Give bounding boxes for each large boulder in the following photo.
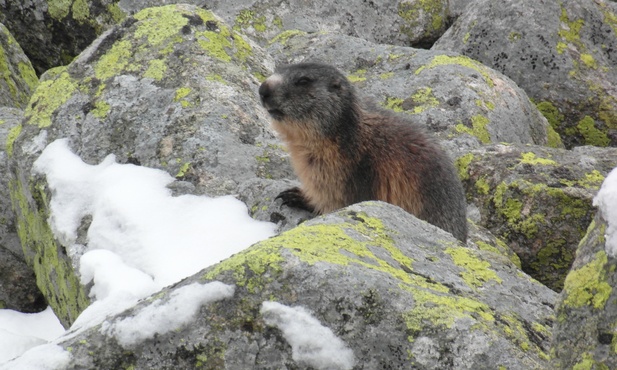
[8,4,290,327]
[457,143,617,291]
[267,31,561,151]
[0,107,45,313]
[37,202,556,369]
[0,23,38,109]
[0,0,128,74]
[434,0,617,148]
[552,168,617,368]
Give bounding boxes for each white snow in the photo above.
[0,307,65,364]
[0,344,70,370]
[0,139,276,365]
[102,281,235,347]
[593,166,617,257]
[260,301,356,370]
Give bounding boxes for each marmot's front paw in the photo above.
[276,187,315,213]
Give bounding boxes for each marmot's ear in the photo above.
[330,78,343,90]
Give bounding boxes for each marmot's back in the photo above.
[259,62,468,242]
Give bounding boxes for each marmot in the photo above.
[259,62,467,242]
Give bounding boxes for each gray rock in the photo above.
[9,4,288,327]
[0,107,45,313]
[552,183,617,368]
[434,0,617,148]
[197,0,450,49]
[0,23,38,109]
[267,31,561,149]
[0,0,128,74]
[51,202,555,370]
[456,143,617,291]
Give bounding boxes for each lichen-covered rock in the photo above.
[52,202,555,369]
[267,31,561,150]
[0,0,128,74]
[9,4,291,327]
[169,0,450,49]
[0,107,45,313]
[0,23,38,109]
[552,196,617,368]
[434,0,617,148]
[456,143,617,291]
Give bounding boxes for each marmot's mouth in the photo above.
[267,109,285,120]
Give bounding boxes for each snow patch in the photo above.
[260,301,355,370]
[593,167,617,257]
[102,281,235,347]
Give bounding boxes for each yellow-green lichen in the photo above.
[174,87,191,102]
[6,123,22,157]
[107,3,126,23]
[384,97,404,112]
[572,352,610,370]
[410,87,439,114]
[580,54,597,69]
[71,0,90,23]
[379,72,394,80]
[562,251,612,309]
[203,212,442,293]
[175,162,191,178]
[403,287,494,341]
[48,0,72,21]
[10,178,90,326]
[347,69,367,83]
[559,7,585,50]
[577,115,610,147]
[134,6,189,47]
[519,152,557,166]
[94,40,134,80]
[24,70,77,128]
[143,59,167,81]
[508,32,522,42]
[475,176,490,195]
[17,61,39,93]
[416,55,494,88]
[269,30,307,45]
[455,115,491,144]
[398,0,445,38]
[536,101,563,130]
[234,9,267,33]
[455,153,474,181]
[445,247,502,289]
[546,125,564,148]
[91,100,111,119]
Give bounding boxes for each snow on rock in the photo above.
[102,281,235,347]
[0,344,70,370]
[260,301,356,370]
[593,167,617,257]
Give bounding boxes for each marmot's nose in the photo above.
[259,74,283,107]
[258,82,272,106]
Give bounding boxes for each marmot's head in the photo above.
[259,63,359,135]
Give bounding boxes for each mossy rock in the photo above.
[456,143,617,291]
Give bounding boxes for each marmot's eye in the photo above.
[295,77,312,86]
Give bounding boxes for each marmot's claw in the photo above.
[276,187,314,213]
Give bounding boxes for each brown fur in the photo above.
[259,63,467,242]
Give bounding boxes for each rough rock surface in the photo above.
[0,107,45,313]
[434,0,617,149]
[0,23,38,109]
[267,31,561,150]
[457,143,617,291]
[8,4,290,327]
[552,196,617,368]
[0,0,127,75]
[53,202,555,370]
[197,0,450,49]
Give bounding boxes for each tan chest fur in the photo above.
[272,119,349,213]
